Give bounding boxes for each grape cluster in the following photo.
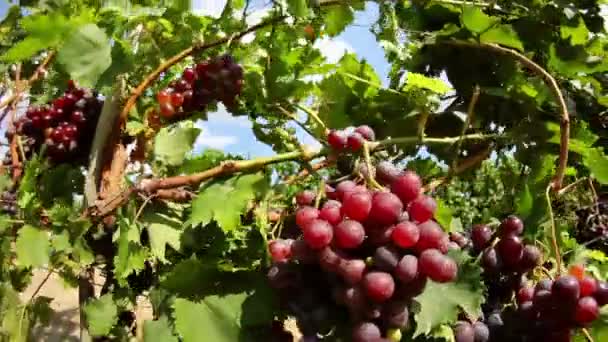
[14,80,103,163]
[509,264,608,341]
[327,125,376,152]
[268,159,459,340]
[156,54,243,119]
[1,190,17,216]
[453,319,490,342]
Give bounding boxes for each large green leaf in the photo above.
[142,211,182,263]
[144,316,178,342]
[560,16,589,46]
[15,225,50,268]
[404,72,452,94]
[324,5,354,37]
[584,149,608,184]
[189,173,268,231]
[57,24,112,87]
[287,0,308,18]
[83,294,118,336]
[154,122,201,166]
[461,6,498,34]
[480,24,524,51]
[413,251,485,337]
[515,183,533,218]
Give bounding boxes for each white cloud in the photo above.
[193,0,227,18]
[194,130,239,150]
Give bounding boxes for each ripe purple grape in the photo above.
[295,190,316,206]
[367,225,394,246]
[499,215,524,236]
[355,125,375,141]
[408,195,436,223]
[295,206,319,229]
[552,275,581,305]
[395,255,418,283]
[327,130,347,150]
[319,203,342,225]
[384,300,409,328]
[333,220,365,249]
[517,286,535,304]
[454,321,475,342]
[335,180,357,201]
[347,132,365,151]
[363,272,395,302]
[376,161,401,185]
[519,245,541,271]
[481,247,502,273]
[471,224,493,250]
[473,322,489,342]
[302,219,333,249]
[415,221,446,252]
[392,221,419,248]
[290,239,316,264]
[594,281,608,305]
[368,192,403,226]
[268,239,292,262]
[182,67,196,82]
[575,296,599,324]
[352,322,381,342]
[580,276,598,297]
[373,246,400,272]
[338,259,366,285]
[391,171,422,204]
[318,246,342,272]
[496,235,523,267]
[419,249,457,283]
[342,190,372,222]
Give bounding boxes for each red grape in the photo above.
[419,249,457,283]
[481,247,502,273]
[392,221,420,248]
[395,255,418,283]
[355,125,375,141]
[552,275,581,304]
[408,195,436,223]
[575,296,599,324]
[338,259,366,285]
[157,89,171,105]
[302,219,333,249]
[454,321,474,342]
[170,92,184,107]
[334,220,365,249]
[342,191,372,222]
[594,281,608,305]
[535,279,553,293]
[519,245,541,271]
[373,246,400,271]
[347,132,365,151]
[268,239,292,262]
[517,286,535,304]
[499,215,524,236]
[471,224,493,250]
[327,130,347,150]
[325,184,338,200]
[363,272,395,302]
[367,225,394,246]
[182,67,196,82]
[376,161,401,185]
[318,246,342,272]
[391,171,421,204]
[472,322,489,342]
[497,235,523,267]
[580,276,598,297]
[291,239,316,264]
[352,322,381,342]
[319,204,342,225]
[384,300,409,328]
[335,180,357,200]
[369,192,403,225]
[159,102,176,118]
[415,221,446,252]
[295,206,319,229]
[295,190,316,206]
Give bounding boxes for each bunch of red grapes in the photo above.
[509,264,608,341]
[327,125,376,152]
[156,54,243,119]
[14,80,103,163]
[267,157,460,341]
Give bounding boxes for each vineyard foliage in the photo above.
[0,0,605,341]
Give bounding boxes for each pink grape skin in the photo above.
[580,276,598,297]
[408,195,437,223]
[268,239,292,262]
[392,221,420,248]
[362,272,395,303]
[369,192,403,226]
[335,180,357,200]
[319,204,342,225]
[415,221,446,252]
[342,191,372,222]
[575,296,599,325]
[352,322,381,342]
[347,132,365,151]
[295,206,319,229]
[395,255,419,283]
[295,190,316,205]
[327,129,347,150]
[419,249,457,283]
[334,220,366,249]
[355,125,375,141]
[391,171,422,204]
[302,219,333,249]
[338,259,366,285]
[517,286,535,304]
[376,161,401,185]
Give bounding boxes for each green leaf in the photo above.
[126,121,145,136]
[154,122,201,166]
[560,16,589,46]
[190,173,268,231]
[324,5,354,37]
[461,6,498,34]
[515,183,533,218]
[16,225,50,267]
[57,24,112,87]
[404,72,452,95]
[142,211,182,263]
[287,0,308,18]
[584,149,608,184]
[173,297,240,342]
[144,316,178,342]
[435,199,453,231]
[114,219,147,280]
[413,251,485,337]
[83,294,118,336]
[1,14,72,61]
[480,24,524,51]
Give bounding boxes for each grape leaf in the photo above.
[560,16,589,46]
[83,294,118,336]
[16,225,50,268]
[413,251,485,337]
[142,211,182,263]
[480,24,524,51]
[287,0,308,18]
[461,6,498,34]
[584,148,608,184]
[515,183,533,218]
[189,173,268,231]
[57,24,112,87]
[403,72,452,94]
[154,122,201,166]
[114,219,146,280]
[324,5,354,37]
[434,199,454,231]
[144,316,178,342]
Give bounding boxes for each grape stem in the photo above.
[545,184,562,275]
[442,40,570,191]
[362,141,383,190]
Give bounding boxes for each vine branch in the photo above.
[443,41,570,191]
